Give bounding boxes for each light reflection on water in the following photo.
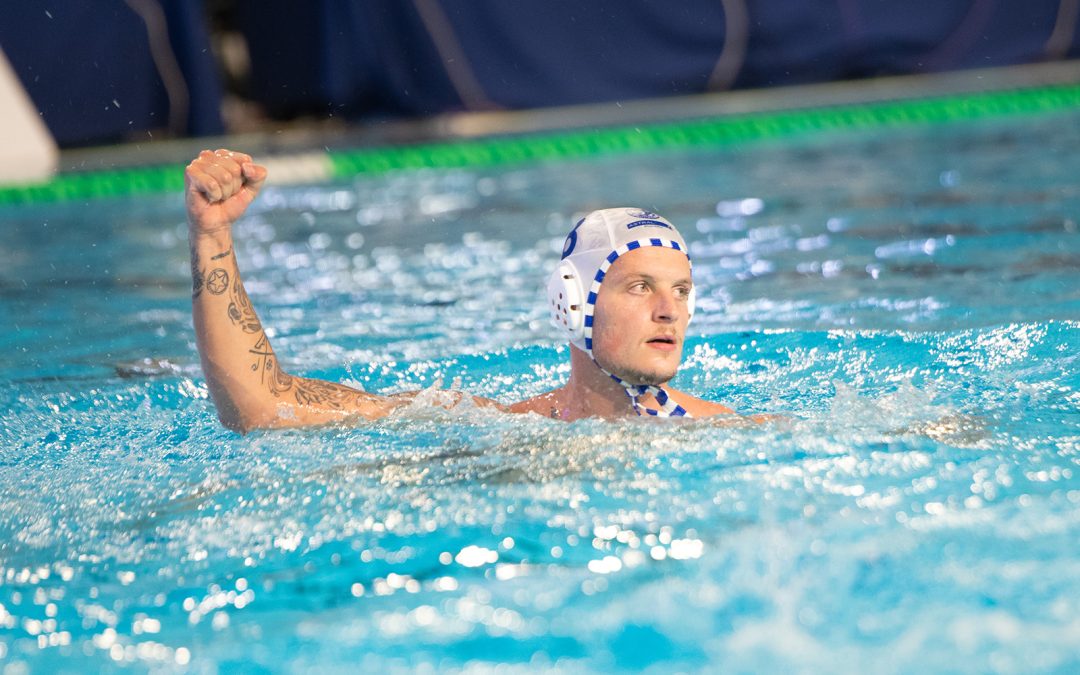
[1,111,1079,671]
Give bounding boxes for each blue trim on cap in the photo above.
[584,315,593,327]
[586,291,598,305]
[626,240,641,251]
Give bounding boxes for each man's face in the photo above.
[590,246,693,385]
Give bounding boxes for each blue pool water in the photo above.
[1,111,1079,672]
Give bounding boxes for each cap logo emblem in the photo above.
[626,219,671,230]
[625,209,670,230]
[561,217,585,258]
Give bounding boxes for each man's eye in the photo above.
[629,282,649,293]
[674,286,691,299]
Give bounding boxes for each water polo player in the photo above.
[186,149,750,431]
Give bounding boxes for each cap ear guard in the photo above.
[547,259,587,339]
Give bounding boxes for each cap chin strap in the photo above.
[581,238,692,419]
[599,367,690,418]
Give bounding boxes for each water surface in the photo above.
[1,112,1079,672]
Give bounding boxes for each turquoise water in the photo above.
[1,111,1079,672]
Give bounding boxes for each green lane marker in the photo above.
[2,83,1079,206]
[326,83,1080,178]
[0,166,185,206]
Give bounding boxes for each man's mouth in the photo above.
[645,335,678,350]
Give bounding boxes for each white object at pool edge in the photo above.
[0,48,58,186]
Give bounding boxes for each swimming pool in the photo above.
[1,100,1079,672]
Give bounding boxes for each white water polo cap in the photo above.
[546,207,696,417]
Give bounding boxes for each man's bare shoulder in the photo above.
[508,390,561,417]
[506,386,763,422]
[668,388,784,423]
[665,387,738,417]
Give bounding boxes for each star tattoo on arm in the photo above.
[206,268,229,295]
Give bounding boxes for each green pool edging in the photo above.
[0,165,188,206]
[3,82,1079,206]
[328,83,1080,177]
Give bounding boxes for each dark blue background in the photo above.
[2,0,1077,147]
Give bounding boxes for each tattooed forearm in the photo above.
[249,333,295,397]
[269,358,295,396]
[191,249,205,298]
[226,255,263,333]
[248,329,368,410]
[192,269,205,298]
[249,332,274,379]
[191,245,232,299]
[206,268,229,295]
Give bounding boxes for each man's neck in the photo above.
[558,346,640,420]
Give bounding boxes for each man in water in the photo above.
[187,149,742,432]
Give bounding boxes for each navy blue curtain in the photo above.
[238,0,1080,120]
[3,1,1078,144]
[0,0,223,147]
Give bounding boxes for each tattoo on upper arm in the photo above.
[293,379,373,409]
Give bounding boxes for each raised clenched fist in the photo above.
[185,149,267,235]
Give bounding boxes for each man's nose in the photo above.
[652,291,680,323]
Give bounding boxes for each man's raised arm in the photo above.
[186,149,402,432]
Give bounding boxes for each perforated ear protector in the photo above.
[547,259,587,340]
